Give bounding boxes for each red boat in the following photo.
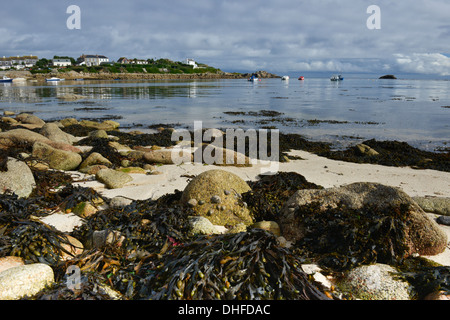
[298,76,304,80]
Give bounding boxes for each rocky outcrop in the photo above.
[279,182,447,256]
[181,169,253,226]
[379,74,397,79]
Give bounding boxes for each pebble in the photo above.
[187,198,198,207]
[210,195,221,203]
[436,215,450,226]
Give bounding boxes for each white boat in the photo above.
[248,74,260,82]
[281,75,290,80]
[330,74,344,81]
[0,76,13,83]
[45,77,65,82]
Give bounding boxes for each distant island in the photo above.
[379,74,397,79]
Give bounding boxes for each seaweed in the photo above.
[137,229,330,300]
[243,172,322,222]
[292,202,412,271]
[320,139,450,172]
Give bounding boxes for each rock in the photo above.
[188,216,225,236]
[60,118,79,127]
[379,74,397,79]
[143,149,192,164]
[280,182,447,256]
[1,116,18,124]
[0,128,80,153]
[181,170,253,226]
[96,168,133,189]
[79,152,112,169]
[250,221,281,236]
[60,235,84,261]
[187,198,198,207]
[109,196,133,208]
[413,196,450,216]
[0,256,24,274]
[436,215,450,226]
[0,263,54,300]
[15,113,45,126]
[193,144,252,167]
[88,129,108,139]
[3,111,15,116]
[424,290,450,300]
[39,212,85,233]
[116,167,147,174]
[356,143,379,156]
[92,230,125,249]
[0,157,35,198]
[32,141,82,171]
[339,263,412,300]
[80,120,120,131]
[72,201,98,218]
[79,164,109,175]
[39,122,78,145]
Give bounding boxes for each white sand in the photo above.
[73,149,450,200]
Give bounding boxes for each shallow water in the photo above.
[0,76,449,151]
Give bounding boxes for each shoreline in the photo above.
[4,70,280,81]
[1,114,449,300]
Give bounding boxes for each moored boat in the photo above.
[45,77,65,82]
[248,74,260,82]
[330,74,344,81]
[298,76,304,80]
[281,75,290,80]
[0,76,13,83]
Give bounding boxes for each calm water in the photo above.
[0,76,449,151]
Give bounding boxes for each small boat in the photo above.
[248,74,260,82]
[0,76,13,83]
[281,75,290,80]
[45,77,65,82]
[298,76,304,80]
[330,74,344,81]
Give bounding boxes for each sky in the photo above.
[1,0,450,76]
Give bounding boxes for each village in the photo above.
[0,54,200,70]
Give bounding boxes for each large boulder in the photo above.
[39,122,78,145]
[279,182,447,257]
[0,263,54,300]
[339,263,412,300]
[181,169,253,226]
[0,128,80,153]
[15,113,45,126]
[32,141,82,171]
[0,157,35,198]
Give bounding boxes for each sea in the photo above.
[0,72,449,152]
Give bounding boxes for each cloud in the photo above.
[1,1,450,75]
[393,53,450,76]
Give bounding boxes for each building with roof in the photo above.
[77,54,109,66]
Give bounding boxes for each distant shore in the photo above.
[4,70,280,81]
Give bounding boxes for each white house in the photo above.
[0,55,38,69]
[77,54,109,66]
[184,58,198,69]
[52,58,72,67]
